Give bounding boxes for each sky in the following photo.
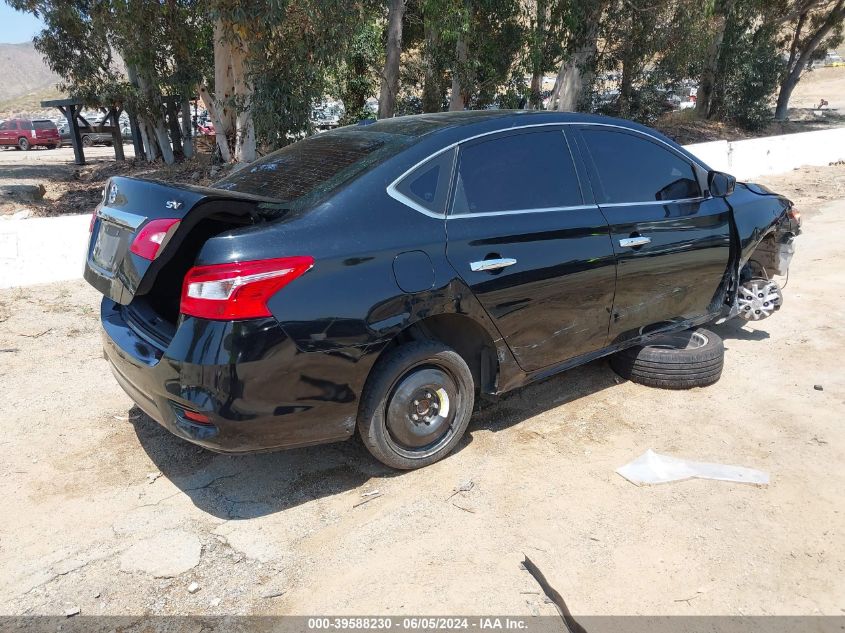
[0,5,45,44]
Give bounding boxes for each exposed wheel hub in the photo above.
[737,278,782,321]
[386,368,455,449]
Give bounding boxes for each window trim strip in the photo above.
[385,121,710,219]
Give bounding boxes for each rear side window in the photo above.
[393,149,454,214]
[33,120,57,130]
[18,120,34,130]
[215,128,414,204]
[452,129,582,215]
[580,128,701,203]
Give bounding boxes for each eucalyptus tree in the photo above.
[775,0,845,119]
[546,0,607,111]
[8,0,206,164]
[379,0,406,118]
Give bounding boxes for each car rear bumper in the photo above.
[100,298,366,453]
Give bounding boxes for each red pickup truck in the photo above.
[0,118,60,150]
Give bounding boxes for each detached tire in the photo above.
[358,341,475,470]
[610,327,724,389]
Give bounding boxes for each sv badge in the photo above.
[165,200,183,210]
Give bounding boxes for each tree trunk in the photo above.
[378,0,405,119]
[775,0,845,120]
[230,40,255,163]
[619,57,634,119]
[151,118,175,165]
[528,0,548,109]
[696,1,735,119]
[421,19,445,112]
[181,99,194,159]
[136,70,174,165]
[213,18,236,158]
[198,82,232,163]
[449,37,469,111]
[166,99,183,158]
[550,46,596,111]
[138,119,159,162]
[549,0,604,112]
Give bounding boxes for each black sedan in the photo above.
[84,111,800,469]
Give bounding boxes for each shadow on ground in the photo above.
[130,320,769,520]
[709,318,771,342]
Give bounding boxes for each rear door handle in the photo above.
[470,257,517,272]
[619,236,651,248]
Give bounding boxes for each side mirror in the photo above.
[708,170,736,197]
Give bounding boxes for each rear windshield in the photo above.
[33,120,57,130]
[214,128,415,204]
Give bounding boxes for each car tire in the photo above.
[18,137,30,151]
[46,144,56,150]
[358,340,475,470]
[610,327,724,389]
[82,136,92,147]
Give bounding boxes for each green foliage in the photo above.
[336,18,381,124]
[8,0,128,106]
[11,0,833,145]
[215,0,372,147]
[712,9,784,130]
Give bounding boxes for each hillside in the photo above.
[0,42,64,117]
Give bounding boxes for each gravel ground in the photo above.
[0,166,843,617]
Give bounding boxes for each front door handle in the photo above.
[619,236,651,248]
[470,257,517,272]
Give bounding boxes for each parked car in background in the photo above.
[0,118,60,150]
[825,51,844,66]
[84,111,800,469]
[58,122,114,147]
[311,101,344,130]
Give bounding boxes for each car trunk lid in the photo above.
[84,176,276,305]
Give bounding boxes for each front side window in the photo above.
[0,122,8,131]
[452,129,582,215]
[581,128,701,203]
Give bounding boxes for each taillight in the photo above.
[180,256,314,320]
[788,206,801,223]
[129,218,180,260]
[89,210,98,233]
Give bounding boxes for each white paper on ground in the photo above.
[616,449,769,486]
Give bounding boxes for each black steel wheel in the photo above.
[358,340,474,469]
[610,327,724,389]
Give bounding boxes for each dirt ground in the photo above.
[0,164,843,618]
[0,144,234,218]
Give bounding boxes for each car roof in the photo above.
[357,109,704,169]
[362,110,653,138]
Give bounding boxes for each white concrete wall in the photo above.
[684,127,845,180]
[1,126,844,290]
[0,214,90,289]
